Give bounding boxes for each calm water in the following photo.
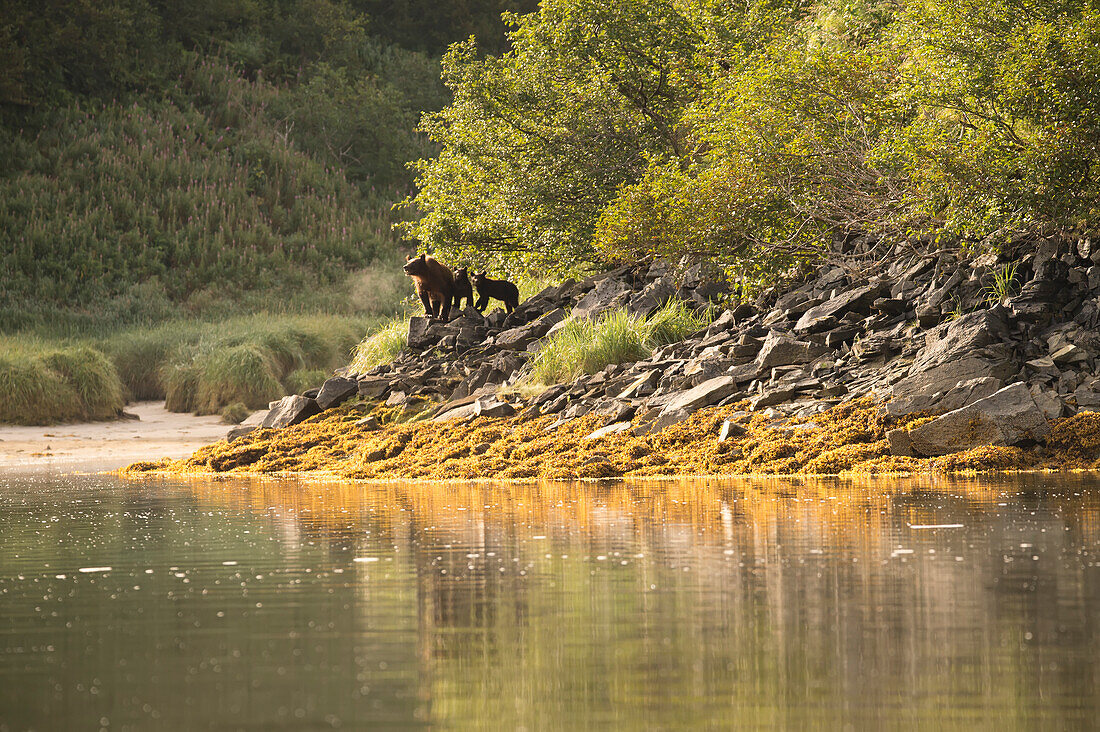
[1,471,1100,730]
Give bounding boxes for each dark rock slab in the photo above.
[474,397,516,419]
[261,395,321,429]
[794,284,879,333]
[315,376,358,410]
[909,308,1010,373]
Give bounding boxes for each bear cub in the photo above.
[452,267,475,312]
[472,271,520,313]
[403,253,455,320]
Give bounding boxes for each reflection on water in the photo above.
[2,472,1100,730]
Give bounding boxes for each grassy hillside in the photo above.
[0,58,414,331]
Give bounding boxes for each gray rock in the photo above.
[628,277,677,317]
[617,371,660,399]
[886,428,913,456]
[433,403,478,422]
[794,284,879,333]
[315,376,358,410]
[407,317,433,349]
[658,375,741,415]
[633,407,692,435]
[749,388,796,410]
[354,415,381,430]
[261,395,321,429]
[1051,343,1088,365]
[754,333,828,370]
[227,408,268,441]
[474,398,516,419]
[585,421,633,439]
[572,277,632,320]
[1030,387,1064,419]
[718,419,746,442]
[226,424,258,442]
[909,308,1010,374]
[888,371,1006,416]
[907,383,1051,456]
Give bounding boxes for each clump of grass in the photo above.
[526,300,709,387]
[119,314,374,414]
[220,402,251,424]
[643,298,712,346]
[527,309,651,385]
[285,368,329,395]
[193,344,285,414]
[349,316,409,374]
[40,347,125,420]
[0,344,125,424]
[982,261,1020,305]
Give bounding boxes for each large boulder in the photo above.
[407,316,434,350]
[572,277,632,320]
[908,308,1012,375]
[887,367,1009,416]
[261,395,322,429]
[905,383,1051,456]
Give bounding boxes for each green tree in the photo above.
[403,0,708,271]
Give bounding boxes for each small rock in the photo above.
[718,420,746,442]
[474,398,516,419]
[585,422,633,440]
[886,428,913,456]
[354,415,381,430]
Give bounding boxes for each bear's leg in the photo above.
[475,294,488,312]
[418,289,434,316]
[440,292,452,321]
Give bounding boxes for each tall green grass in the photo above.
[348,315,410,374]
[0,344,125,424]
[0,313,378,423]
[526,300,710,386]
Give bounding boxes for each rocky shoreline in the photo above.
[127,236,1100,479]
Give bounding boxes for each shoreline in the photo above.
[0,401,231,471]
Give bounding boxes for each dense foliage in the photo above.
[407,0,1100,281]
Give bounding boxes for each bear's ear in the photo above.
[405,254,412,262]
[419,253,426,260]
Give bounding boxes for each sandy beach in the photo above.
[0,401,230,471]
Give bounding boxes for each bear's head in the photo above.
[471,271,488,287]
[403,253,428,276]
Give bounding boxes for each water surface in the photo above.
[2,471,1099,730]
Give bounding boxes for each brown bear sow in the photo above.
[403,253,454,320]
[452,267,474,311]
[472,271,520,313]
